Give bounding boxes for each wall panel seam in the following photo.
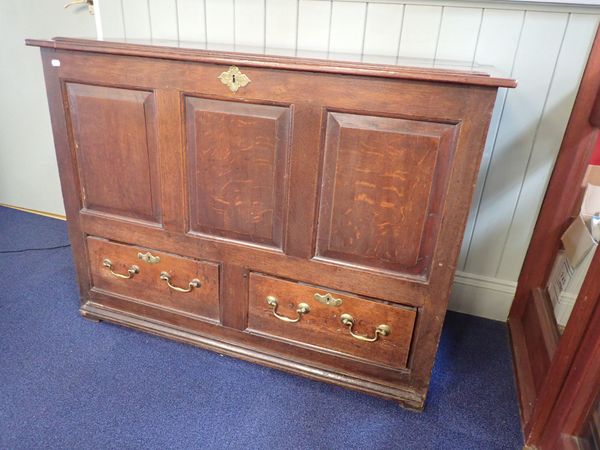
[461,9,526,269]
[203,0,208,44]
[174,0,180,43]
[471,7,485,66]
[146,0,153,40]
[433,5,445,61]
[360,1,370,59]
[295,0,300,56]
[120,0,127,40]
[493,12,571,277]
[395,5,406,63]
[263,0,267,51]
[327,0,334,55]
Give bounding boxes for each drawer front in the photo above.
[87,237,219,322]
[247,273,416,370]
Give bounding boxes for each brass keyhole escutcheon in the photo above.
[218,66,250,93]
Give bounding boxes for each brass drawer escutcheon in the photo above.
[102,258,139,279]
[160,271,201,293]
[218,65,251,93]
[266,295,310,323]
[340,313,390,342]
[314,292,342,306]
[137,251,160,264]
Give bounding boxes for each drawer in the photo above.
[247,273,416,370]
[87,237,219,322]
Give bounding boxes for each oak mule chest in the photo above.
[28,37,515,409]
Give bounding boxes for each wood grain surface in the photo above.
[87,237,220,322]
[247,272,416,370]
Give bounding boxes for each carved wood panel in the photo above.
[66,83,161,223]
[316,112,458,277]
[185,97,291,249]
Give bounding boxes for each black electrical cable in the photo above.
[0,244,71,254]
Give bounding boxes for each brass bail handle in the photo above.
[266,295,310,323]
[160,271,201,293]
[340,313,390,342]
[103,259,139,279]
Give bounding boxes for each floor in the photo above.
[0,206,523,449]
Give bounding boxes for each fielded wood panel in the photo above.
[185,97,290,249]
[87,237,220,322]
[96,0,600,320]
[316,112,457,277]
[247,273,417,370]
[66,83,162,224]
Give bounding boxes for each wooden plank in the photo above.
[122,0,151,40]
[497,13,599,280]
[265,0,297,50]
[397,5,442,61]
[148,0,179,41]
[328,1,366,58]
[297,0,331,55]
[508,314,538,424]
[435,6,482,63]
[235,0,265,47]
[457,8,525,270]
[177,0,207,42]
[464,11,569,277]
[362,3,404,59]
[27,38,516,87]
[205,0,234,46]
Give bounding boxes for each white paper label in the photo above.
[51,59,61,67]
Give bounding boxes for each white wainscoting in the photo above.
[95,0,599,320]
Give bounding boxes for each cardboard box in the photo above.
[546,249,573,307]
[573,164,600,216]
[583,164,600,186]
[561,180,600,268]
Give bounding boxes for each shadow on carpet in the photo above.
[0,206,523,449]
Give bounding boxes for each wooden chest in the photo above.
[28,37,515,409]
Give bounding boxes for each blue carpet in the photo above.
[0,206,523,449]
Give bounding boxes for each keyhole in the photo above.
[232,74,236,83]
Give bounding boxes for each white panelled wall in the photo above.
[96,0,599,320]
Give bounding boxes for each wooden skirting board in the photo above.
[0,203,66,221]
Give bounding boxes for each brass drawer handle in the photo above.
[102,259,139,279]
[159,271,201,293]
[266,295,310,323]
[340,314,390,342]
